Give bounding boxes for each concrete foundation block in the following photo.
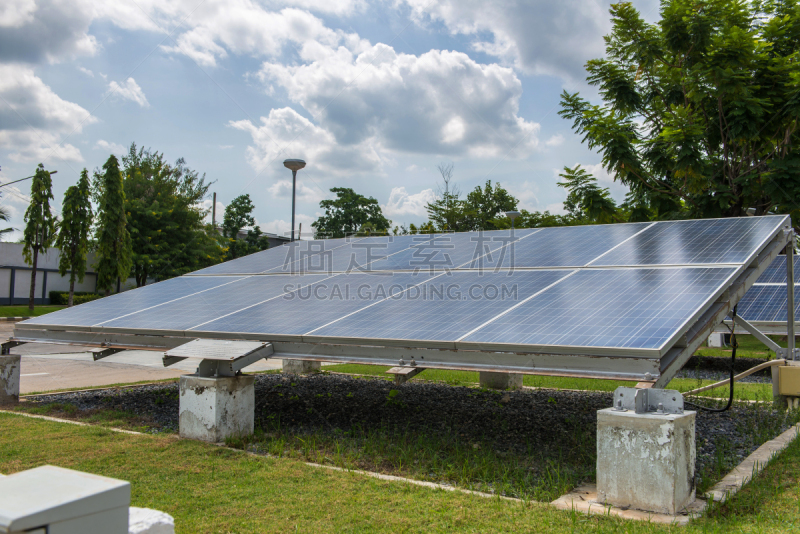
[129,507,175,534]
[282,359,321,374]
[597,408,696,515]
[479,371,522,390]
[0,355,20,406]
[707,332,724,348]
[179,375,255,443]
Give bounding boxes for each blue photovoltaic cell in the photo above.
[100,274,330,330]
[274,234,421,274]
[751,255,800,284]
[21,276,243,327]
[462,267,737,350]
[592,216,785,266]
[736,284,800,322]
[189,237,360,275]
[311,270,572,341]
[196,271,437,335]
[369,229,539,272]
[503,223,651,268]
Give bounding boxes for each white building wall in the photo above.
[1,242,146,304]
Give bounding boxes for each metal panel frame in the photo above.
[10,216,792,384]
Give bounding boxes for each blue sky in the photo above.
[0,0,659,240]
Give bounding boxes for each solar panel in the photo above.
[592,216,784,266]
[307,270,571,341]
[460,267,737,350]
[99,274,331,331]
[15,214,793,383]
[732,255,798,324]
[22,276,244,327]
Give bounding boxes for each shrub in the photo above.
[49,291,103,305]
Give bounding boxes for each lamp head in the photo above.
[283,159,306,171]
[505,210,521,222]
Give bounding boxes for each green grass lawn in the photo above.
[0,305,65,317]
[1,412,799,533]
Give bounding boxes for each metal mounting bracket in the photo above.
[612,387,684,414]
[163,339,274,377]
[91,347,126,361]
[1,340,25,355]
[777,348,800,360]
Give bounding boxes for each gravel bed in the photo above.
[674,368,772,383]
[24,373,797,484]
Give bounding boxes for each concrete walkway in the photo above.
[1,322,285,394]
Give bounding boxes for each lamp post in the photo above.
[505,210,521,230]
[283,159,306,242]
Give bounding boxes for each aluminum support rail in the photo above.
[731,316,782,355]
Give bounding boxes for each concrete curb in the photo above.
[0,317,30,322]
[705,423,800,503]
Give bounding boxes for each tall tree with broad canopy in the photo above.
[22,164,57,311]
[426,179,519,231]
[122,144,222,285]
[221,194,269,259]
[559,0,800,224]
[55,169,93,306]
[94,155,132,296]
[312,188,391,238]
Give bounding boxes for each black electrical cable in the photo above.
[684,305,738,413]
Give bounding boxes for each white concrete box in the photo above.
[596,408,696,515]
[0,465,130,534]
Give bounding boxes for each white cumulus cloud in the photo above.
[259,44,539,159]
[401,0,660,84]
[268,179,327,204]
[94,140,127,155]
[0,64,95,162]
[382,187,436,218]
[229,107,382,175]
[108,77,149,107]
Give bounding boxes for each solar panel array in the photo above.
[21,215,789,356]
[735,254,799,323]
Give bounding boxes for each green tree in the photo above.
[312,187,391,238]
[426,179,518,231]
[559,0,800,223]
[55,169,93,306]
[557,166,622,224]
[122,144,222,285]
[464,180,519,230]
[22,164,57,311]
[94,155,132,296]
[222,194,256,239]
[221,194,269,259]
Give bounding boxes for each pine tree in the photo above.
[56,169,93,306]
[22,164,57,311]
[94,155,132,296]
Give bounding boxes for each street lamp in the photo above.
[505,210,520,230]
[283,159,306,242]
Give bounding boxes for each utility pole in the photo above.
[212,192,216,228]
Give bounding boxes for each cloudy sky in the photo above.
[0,0,660,240]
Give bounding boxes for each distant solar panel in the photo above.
[732,254,798,325]
[13,214,793,384]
